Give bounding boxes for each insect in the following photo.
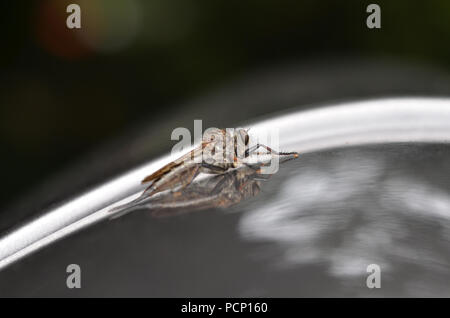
[110,151,298,218]
[139,128,296,196]
[109,127,298,216]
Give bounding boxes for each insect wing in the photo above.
[141,141,212,185]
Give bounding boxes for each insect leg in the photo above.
[245,143,276,157]
[201,162,229,173]
[171,164,201,193]
[252,174,271,181]
[244,144,260,157]
[144,164,201,198]
[210,174,233,195]
[245,143,298,157]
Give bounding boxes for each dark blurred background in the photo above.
[1,0,450,210]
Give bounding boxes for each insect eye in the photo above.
[245,134,249,145]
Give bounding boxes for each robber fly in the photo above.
[110,151,298,218]
[110,127,298,215]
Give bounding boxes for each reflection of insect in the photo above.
[110,152,298,218]
[110,127,298,216]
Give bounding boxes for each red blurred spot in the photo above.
[35,0,92,59]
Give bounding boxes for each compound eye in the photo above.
[245,133,249,145]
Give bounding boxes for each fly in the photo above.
[110,127,298,217]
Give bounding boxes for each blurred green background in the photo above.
[1,0,449,207]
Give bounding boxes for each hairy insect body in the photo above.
[141,128,249,198]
